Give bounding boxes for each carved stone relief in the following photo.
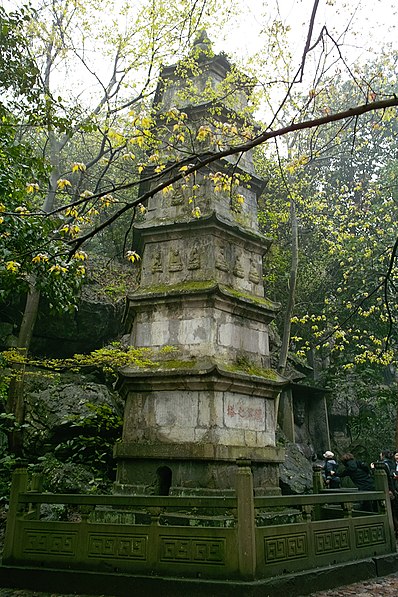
[171,190,184,206]
[215,246,229,272]
[169,249,183,272]
[233,254,244,278]
[248,257,260,283]
[187,246,201,270]
[152,249,163,273]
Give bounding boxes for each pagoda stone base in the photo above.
[113,451,283,496]
[115,363,285,496]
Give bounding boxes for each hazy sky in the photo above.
[217,0,397,65]
[4,0,397,108]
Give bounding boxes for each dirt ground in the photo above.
[307,572,398,596]
[0,574,398,597]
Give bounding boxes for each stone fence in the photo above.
[1,464,396,590]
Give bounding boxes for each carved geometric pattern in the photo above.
[355,524,385,547]
[264,533,307,562]
[160,536,225,565]
[314,529,350,554]
[23,530,77,555]
[88,534,147,560]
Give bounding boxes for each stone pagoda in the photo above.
[114,35,287,496]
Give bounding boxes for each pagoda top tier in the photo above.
[153,30,254,115]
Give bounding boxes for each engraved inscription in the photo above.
[355,524,385,547]
[314,529,350,554]
[227,403,263,422]
[225,396,265,431]
[160,537,225,565]
[88,534,147,560]
[265,533,307,563]
[23,530,76,555]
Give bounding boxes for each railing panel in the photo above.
[255,513,393,577]
[8,519,240,579]
[3,467,396,582]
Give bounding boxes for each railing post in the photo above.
[374,462,395,549]
[312,465,324,520]
[3,466,28,562]
[236,460,256,579]
[28,471,43,519]
[312,465,324,493]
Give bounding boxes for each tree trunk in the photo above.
[6,283,41,456]
[6,132,60,456]
[278,198,299,374]
[395,393,398,449]
[275,198,299,420]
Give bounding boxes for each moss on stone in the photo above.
[223,361,279,380]
[220,285,276,309]
[136,280,277,311]
[159,359,197,370]
[139,280,217,295]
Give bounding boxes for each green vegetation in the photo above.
[1,0,398,477]
[52,403,123,483]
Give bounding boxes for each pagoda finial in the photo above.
[191,29,214,61]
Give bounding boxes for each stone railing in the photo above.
[2,463,396,581]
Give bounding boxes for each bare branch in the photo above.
[298,0,320,83]
[64,96,398,253]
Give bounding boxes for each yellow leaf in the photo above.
[49,264,67,275]
[73,251,87,261]
[71,162,86,173]
[191,207,201,219]
[32,253,49,263]
[57,179,72,190]
[6,261,21,272]
[26,182,39,193]
[126,251,141,263]
[141,116,152,129]
[162,185,173,195]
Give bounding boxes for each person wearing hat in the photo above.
[322,450,341,489]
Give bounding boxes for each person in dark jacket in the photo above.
[392,450,398,485]
[391,451,398,536]
[340,453,375,511]
[372,449,398,533]
[378,450,395,490]
[322,451,341,488]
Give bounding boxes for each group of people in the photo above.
[322,449,398,524]
[322,450,380,491]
